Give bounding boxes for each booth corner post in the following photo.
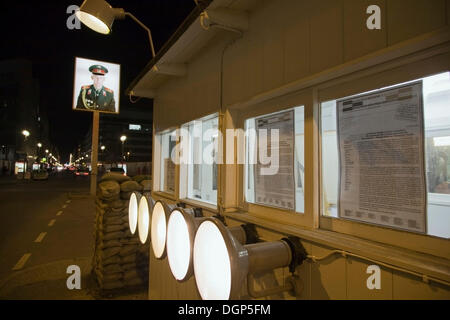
[90,111,100,196]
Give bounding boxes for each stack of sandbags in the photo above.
[132,175,152,192]
[92,173,150,292]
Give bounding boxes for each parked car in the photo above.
[74,168,90,177]
[32,169,49,181]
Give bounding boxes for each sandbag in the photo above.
[102,280,124,290]
[103,231,125,241]
[119,245,138,257]
[120,180,142,192]
[104,224,124,233]
[103,263,123,274]
[102,272,123,282]
[103,216,123,225]
[110,199,126,209]
[101,240,122,249]
[120,191,132,200]
[102,255,122,266]
[123,269,139,281]
[132,175,151,183]
[140,180,152,191]
[98,180,120,200]
[100,172,131,183]
[101,247,121,260]
[122,253,137,264]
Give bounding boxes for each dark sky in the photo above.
[0,0,196,161]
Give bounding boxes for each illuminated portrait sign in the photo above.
[72,57,120,114]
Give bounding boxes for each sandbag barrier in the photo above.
[92,173,152,293]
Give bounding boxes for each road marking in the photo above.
[62,204,67,209]
[56,211,63,216]
[12,253,31,271]
[66,200,71,204]
[34,232,47,243]
[48,219,56,227]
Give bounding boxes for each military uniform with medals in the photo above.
[76,64,116,112]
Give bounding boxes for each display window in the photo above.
[155,129,177,194]
[321,72,450,239]
[179,114,219,206]
[244,106,305,213]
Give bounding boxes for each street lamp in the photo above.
[120,135,127,160]
[22,130,30,141]
[45,149,49,154]
[37,143,42,148]
[101,145,106,151]
[75,0,156,58]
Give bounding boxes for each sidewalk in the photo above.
[0,192,147,300]
[0,175,18,185]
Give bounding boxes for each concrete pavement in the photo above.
[0,173,147,300]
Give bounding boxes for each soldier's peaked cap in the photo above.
[89,64,108,75]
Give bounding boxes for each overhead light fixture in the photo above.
[193,217,305,300]
[22,130,30,139]
[137,193,154,244]
[151,200,177,259]
[167,209,257,282]
[76,0,155,57]
[128,191,141,235]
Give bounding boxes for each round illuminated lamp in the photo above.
[128,191,141,235]
[75,0,125,35]
[167,208,205,282]
[167,210,252,283]
[137,194,154,244]
[151,200,177,259]
[193,217,297,300]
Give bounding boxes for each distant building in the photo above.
[78,103,153,174]
[0,59,50,174]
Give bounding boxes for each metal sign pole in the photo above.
[90,111,99,196]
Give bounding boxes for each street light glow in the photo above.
[120,135,127,142]
[22,130,30,137]
[37,143,42,148]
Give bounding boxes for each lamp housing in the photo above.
[76,0,125,34]
[128,191,141,235]
[137,194,154,244]
[151,200,177,259]
[193,217,304,300]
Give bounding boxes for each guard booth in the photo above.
[128,0,450,300]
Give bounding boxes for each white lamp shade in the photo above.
[167,209,192,281]
[193,218,249,300]
[128,192,141,234]
[138,196,150,244]
[76,0,116,34]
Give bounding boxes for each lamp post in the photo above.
[75,0,156,58]
[120,135,127,160]
[22,130,30,141]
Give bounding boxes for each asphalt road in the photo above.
[0,172,95,283]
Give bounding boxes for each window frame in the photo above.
[179,113,220,208]
[153,127,179,200]
[316,51,450,259]
[232,88,317,229]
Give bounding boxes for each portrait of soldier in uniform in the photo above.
[76,64,116,112]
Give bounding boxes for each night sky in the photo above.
[0,0,196,161]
